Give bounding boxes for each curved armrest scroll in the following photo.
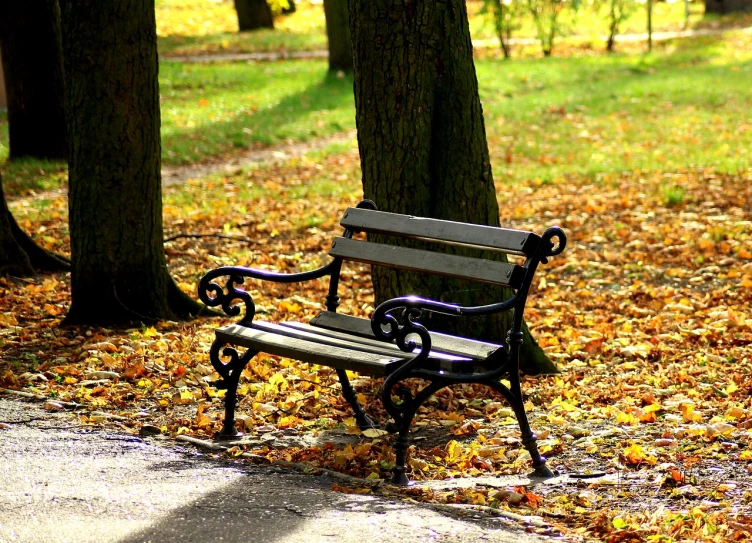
[540,226,567,263]
[198,261,338,325]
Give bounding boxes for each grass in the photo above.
[155,0,725,58]
[2,25,751,196]
[156,0,327,56]
[160,63,354,164]
[479,30,752,183]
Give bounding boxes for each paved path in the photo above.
[0,397,554,543]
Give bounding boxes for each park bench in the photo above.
[198,200,566,485]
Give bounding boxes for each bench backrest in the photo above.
[328,207,543,290]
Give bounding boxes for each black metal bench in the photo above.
[198,200,566,485]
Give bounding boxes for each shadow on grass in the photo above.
[161,68,355,165]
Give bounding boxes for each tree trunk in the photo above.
[234,0,274,31]
[348,0,557,374]
[324,0,353,72]
[607,10,618,52]
[705,0,752,13]
[647,0,653,52]
[0,0,67,161]
[61,0,203,325]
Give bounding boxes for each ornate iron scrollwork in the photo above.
[199,272,255,326]
[209,339,254,383]
[371,304,433,430]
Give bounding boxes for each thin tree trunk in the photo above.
[349,0,557,374]
[324,0,353,72]
[234,0,274,31]
[0,0,67,160]
[61,0,203,325]
[607,10,617,52]
[647,0,653,52]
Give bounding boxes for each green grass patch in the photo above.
[478,30,752,183]
[2,28,751,198]
[156,0,326,57]
[160,63,354,164]
[0,151,68,196]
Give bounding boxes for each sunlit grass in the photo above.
[1,28,751,197]
[160,63,354,164]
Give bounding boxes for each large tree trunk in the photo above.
[61,0,202,325]
[234,0,274,31]
[705,0,752,13]
[0,0,67,160]
[0,173,69,276]
[349,0,557,374]
[324,0,353,72]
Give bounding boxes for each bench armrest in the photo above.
[198,261,338,325]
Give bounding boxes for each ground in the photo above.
[1,3,752,542]
[0,396,551,543]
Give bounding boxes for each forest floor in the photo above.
[2,155,752,542]
[2,4,752,543]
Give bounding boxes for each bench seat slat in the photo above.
[277,321,473,362]
[329,237,525,289]
[216,323,406,376]
[341,207,540,257]
[309,311,504,361]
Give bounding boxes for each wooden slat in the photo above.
[341,207,540,257]
[277,321,473,362]
[216,324,405,376]
[309,312,504,361]
[329,237,526,289]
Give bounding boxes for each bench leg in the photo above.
[489,376,554,478]
[385,381,444,485]
[209,339,257,440]
[335,368,377,430]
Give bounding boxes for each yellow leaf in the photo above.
[362,428,388,438]
[143,326,159,338]
[616,410,638,425]
[623,443,656,465]
[446,440,462,461]
[727,382,739,395]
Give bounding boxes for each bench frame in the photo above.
[199,200,566,484]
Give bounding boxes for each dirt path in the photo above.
[161,130,357,187]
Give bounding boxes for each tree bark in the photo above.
[234,0,274,31]
[705,0,752,13]
[0,0,67,161]
[348,0,557,374]
[61,0,203,325]
[324,0,353,72]
[647,0,653,52]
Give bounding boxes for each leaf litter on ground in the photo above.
[3,154,752,542]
